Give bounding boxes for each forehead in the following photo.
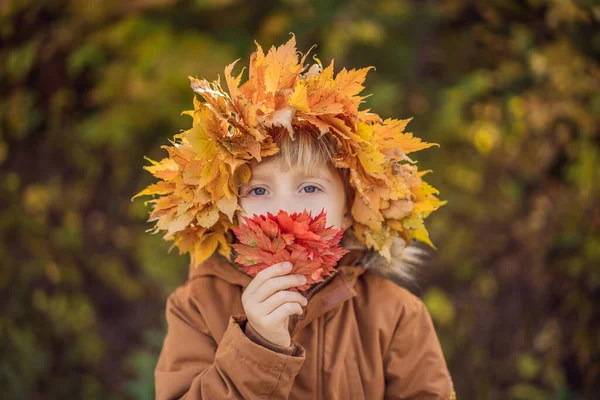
[249,157,337,180]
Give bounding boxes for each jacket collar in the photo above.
[188,249,368,332]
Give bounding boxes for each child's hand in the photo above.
[241,261,308,348]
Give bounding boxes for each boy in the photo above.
[138,33,455,399]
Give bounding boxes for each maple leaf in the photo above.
[231,209,350,291]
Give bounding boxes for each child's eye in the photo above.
[249,187,268,196]
[301,185,321,194]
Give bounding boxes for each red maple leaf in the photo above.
[231,208,350,291]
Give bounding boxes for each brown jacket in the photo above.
[154,248,455,399]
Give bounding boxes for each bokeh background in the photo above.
[2,0,599,399]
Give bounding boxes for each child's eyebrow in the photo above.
[304,175,332,183]
[294,170,332,183]
[250,171,332,183]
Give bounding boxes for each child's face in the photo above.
[237,157,352,230]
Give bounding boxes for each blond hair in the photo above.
[265,129,353,212]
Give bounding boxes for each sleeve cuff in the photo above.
[229,314,304,358]
[244,320,299,356]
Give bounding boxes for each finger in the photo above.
[260,290,307,315]
[265,302,303,326]
[245,261,293,295]
[254,274,307,303]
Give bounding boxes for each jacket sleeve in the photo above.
[154,290,306,400]
[383,298,456,400]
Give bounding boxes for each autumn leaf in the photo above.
[231,209,350,291]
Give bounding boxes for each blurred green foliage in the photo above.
[1,0,598,398]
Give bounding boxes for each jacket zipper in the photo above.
[289,270,339,334]
[297,258,366,398]
[302,263,365,399]
[297,271,336,400]
[317,315,324,400]
[302,270,339,305]
[307,272,338,400]
[302,250,368,303]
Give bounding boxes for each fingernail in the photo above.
[282,262,292,269]
[298,275,307,282]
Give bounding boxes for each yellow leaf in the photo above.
[375,117,440,156]
[216,232,233,260]
[199,158,220,188]
[196,204,220,228]
[334,65,375,102]
[402,214,435,249]
[181,159,203,185]
[217,144,248,176]
[351,193,383,231]
[224,57,245,99]
[131,182,175,200]
[191,233,221,267]
[288,80,310,113]
[304,60,346,115]
[185,123,218,160]
[355,120,374,142]
[193,187,211,205]
[211,163,233,199]
[354,222,391,251]
[143,157,179,181]
[413,181,440,201]
[167,207,197,235]
[354,121,387,176]
[233,163,251,186]
[381,199,414,220]
[417,169,433,178]
[357,148,387,176]
[258,106,295,139]
[414,198,447,218]
[174,182,195,202]
[262,33,302,93]
[387,219,404,232]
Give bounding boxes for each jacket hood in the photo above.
[340,228,431,287]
